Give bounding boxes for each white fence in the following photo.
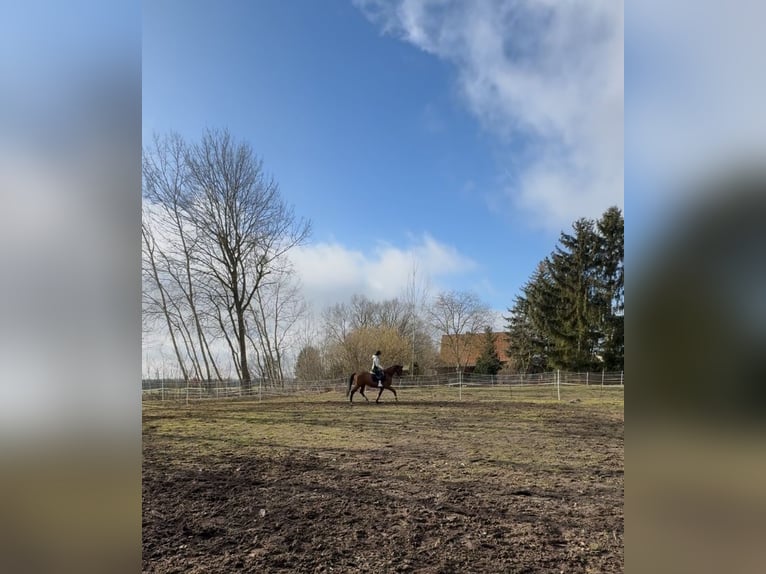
[142,370,624,402]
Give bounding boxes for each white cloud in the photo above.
[289,233,477,311]
[355,0,623,230]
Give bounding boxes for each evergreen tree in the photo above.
[505,207,624,372]
[596,206,624,369]
[473,326,503,375]
[505,296,535,373]
[545,218,602,370]
[506,263,551,373]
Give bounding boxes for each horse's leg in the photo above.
[389,386,398,402]
[349,385,356,403]
[376,376,391,403]
[359,385,369,402]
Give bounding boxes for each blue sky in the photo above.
[143,0,624,318]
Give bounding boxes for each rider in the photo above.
[371,350,384,387]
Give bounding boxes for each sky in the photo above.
[142,0,624,323]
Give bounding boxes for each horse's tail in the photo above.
[347,373,355,396]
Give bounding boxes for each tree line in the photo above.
[293,288,494,381]
[143,130,623,383]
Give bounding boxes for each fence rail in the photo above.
[141,370,624,402]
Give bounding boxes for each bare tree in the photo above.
[142,133,222,382]
[141,214,190,381]
[402,262,433,374]
[325,295,413,339]
[183,129,311,390]
[319,288,439,376]
[427,290,492,372]
[322,325,410,376]
[375,298,412,333]
[349,294,376,329]
[142,129,311,388]
[294,345,324,381]
[322,302,353,346]
[248,267,307,384]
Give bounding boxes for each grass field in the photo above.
[143,386,623,573]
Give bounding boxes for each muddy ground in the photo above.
[143,393,623,573]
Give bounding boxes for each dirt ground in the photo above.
[143,391,623,573]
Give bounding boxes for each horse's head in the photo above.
[388,364,404,377]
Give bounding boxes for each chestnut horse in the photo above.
[347,364,403,403]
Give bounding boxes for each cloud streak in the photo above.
[355,0,623,229]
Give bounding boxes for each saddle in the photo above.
[370,370,383,383]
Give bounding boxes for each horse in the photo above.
[347,364,403,404]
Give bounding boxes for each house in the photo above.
[437,332,511,374]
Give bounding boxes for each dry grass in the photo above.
[143,386,624,572]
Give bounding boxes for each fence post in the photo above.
[620,371,624,386]
[557,370,561,401]
[186,379,189,406]
[602,369,605,387]
[586,371,589,386]
[161,379,165,401]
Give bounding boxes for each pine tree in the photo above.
[473,326,503,375]
[505,296,535,373]
[545,218,602,370]
[596,206,624,369]
[506,262,551,373]
[505,208,624,372]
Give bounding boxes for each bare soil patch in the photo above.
[143,392,623,573]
